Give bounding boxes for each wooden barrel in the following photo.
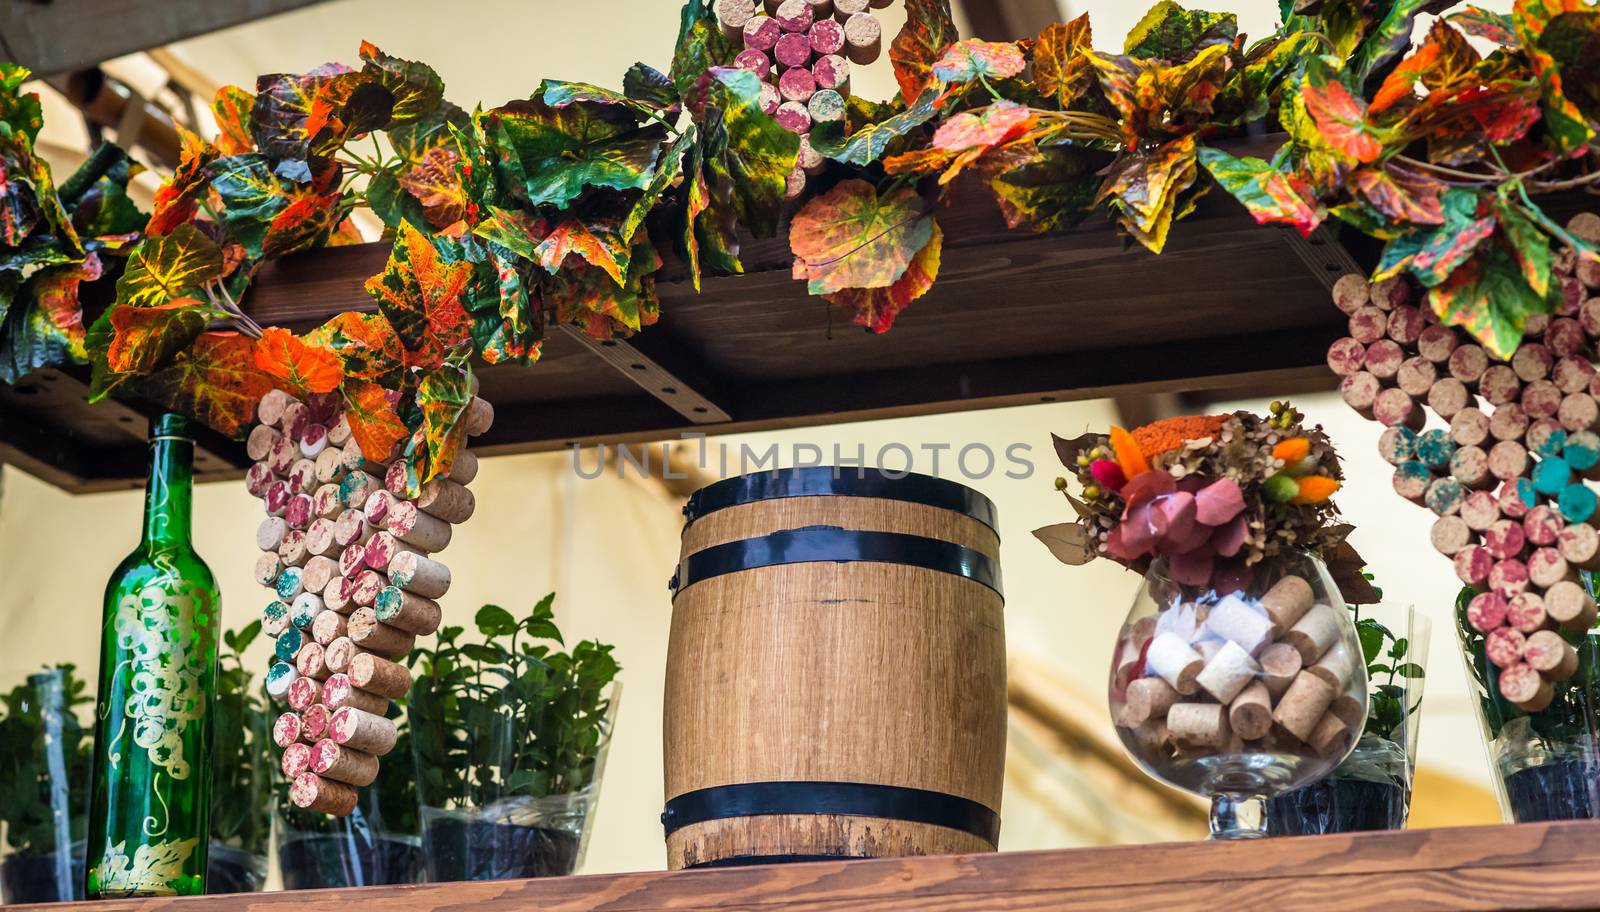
[663,467,1006,869]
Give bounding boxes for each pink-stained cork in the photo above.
[339,542,368,578]
[300,423,329,458]
[281,401,310,440]
[273,712,304,748]
[1508,591,1548,633]
[287,675,321,712]
[1363,339,1402,380]
[775,100,812,134]
[744,14,782,50]
[810,17,845,54]
[285,493,314,530]
[760,81,781,115]
[1418,324,1458,363]
[312,484,344,520]
[279,530,309,567]
[264,480,292,517]
[288,458,317,494]
[296,641,330,680]
[1394,356,1434,396]
[246,462,275,498]
[267,437,297,475]
[1548,317,1585,358]
[1513,343,1554,382]
[388,550,451,599]
[363,489,398,526]
[388,500,453,551]
[1449,344,1488,384]
[258,389,294,427]
[291,771,358,816]
[330,705,399,755]
[1489,558,1530,597]
[1485,627,1527,668]
[775,0,813,31]
[1483,518,1526,560]
[281,742,313,778]
[1326,337,1365,376]
[247,424,282,462]
[1455,544,1493,585]
[349,569,387,608]
[1522,379,1562,418]
[1467,591,1508,631]
[364,530,422,572]
[734,48,773,80]
[1348,306,1386,344]
[322,673,391,715]
[1556,357,1597,394]
[301,702,331,741]
[812,53,849,90]
[310,738,380,787]
[1489,403,1528,442]
[334,509,375,548]
[775,31,813,68]
[779,65,816,103]
[1524,505,1565,546]
[1387,305,1425,345]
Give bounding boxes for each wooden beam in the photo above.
[0,0,336,78]
[31,821,1600,911]
[560,325,734,424]
[960,0,1064,40]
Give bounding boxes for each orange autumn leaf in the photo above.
[140,331,274,437]
[1109,425,1150,478]
[253,326,343,395]
[824,222,943,333]
[106,300,209,373]
[343,379,409,462]
[212,85,255,155]
[146,126,218,236]
[398,145,471,229]
[535,217,628,286]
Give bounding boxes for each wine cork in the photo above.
[275,570,306,606]
[350,569,387,608]
[1490,403,1529,441]
[261,598,291,638]
[1525,629,1580,680]
[1146,631,1203,695]
[1332,275,1370,313]
[1364,339,1402,380]
[1548,317,1586,357]
[831,0,867,18]
[1168,703,1231,751]
[296,641,330,680]
[1451,407,1490,447]
[258,389,295,427]
[716,0,757,38]
[290,591,323,629]
[327,414,352,447]
[776,31,813,68]
[734,48,773,80]
[1529,547,1572,588]
[418,477,475,524]
[1418,323,1458,362]
[291,771,359,816]
[809,16,845,56]
[387,500,453,551]
[265,661,298,698]
[1498,662,1554,711]
[323,636,357,674]
[330,705,399,755]
[273,711,303,748]
[813,53,850,91]
[338,441,368,474]
[312,608,349,645]
[255,552,284,587]
[287,459,317,496]
[339,542,368,578]
[1329,690,1365,728]
[341,470,384,511]
[1273,671,1336,742]
[1529,419,1567,458]
[1388,305,1425,344]
[775,0,813,31]
[287,674,322,712]
[1203,595,1273,656]
[363,489,398,526]
[323,576,353,614]
[285,493,315,532]
[808,89,846,127]
[1393,354,1433,395]
[1114,616,1157,691]
[447,449,479,485]
[247,424,282,461]
[1348,306,1386,344]
[365,530,425,572]
[1561,393,1600,432]
[306,518,341,558]
[1308,640,1358,689]
[1461,491,1501,530]
[246,462,275,498]
[389,550,452,599]
[1341,371,1380,418]
[1569,431,1600,479]
[303,555,338,595]
[1327,337,1366,376]
[1557,357,1597,396]
[1124,718,1172,758]
[1467,591,1509,632]
[1375,387,1423,430]
[1431,515,1471,555]
[744,14,782,50]
[310,738,380,787]
[1371,276,1410,310]
[375,586,443,636]
[321,672,391,715]
[1488,440,1528,480]
[334,508,376,547]
[1497,478,1529,519]
[1121,676,1181,725]
[1545,579,1597,632]
[1484,518,1527,560]
[1450,344,1489,384]
[1378,426,1417,465]
[281,741,313,778]
[300,702,331,741]
[1416,428,1456,468]
[350,651,412,699]
[1308,711,1354,756]
[1508,591,1548,633]
[1451,446,1492,489]
[1524,379,1563,418]
[1282,603,1340,664]
[1426,376,1469,417]
[1228,681,1273,740]
[1489,558,1529,597]
[349,606,416,658]
[279,529,309,567]
[1512,343,1553,383]
[281,400,310,439]
[1196,640,1261,704]
[1261,575,1314,636]
[267,438,298,476]
[1559,522,1600,569]
[257,516,289,551]
[300,423,329,459]
[842,11,880,64]
[1485,627,1526,668]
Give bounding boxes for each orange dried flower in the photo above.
[1131,415,1230,459]
[1272,437,1312,465]
[1293,475,1341,504]
[1109,426,1151,478]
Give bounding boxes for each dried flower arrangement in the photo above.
[1035,401,1375,601]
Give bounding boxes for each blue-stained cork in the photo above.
[1518,477,1539,508]
[1536,428,1570,459]
[1379,426,1418,465]
[275,566,304,601]
[1416,429,1456,468]
[274,625,304,663]
[1534,457,1573,496]
[1562,483,1598,524]
[1426,478,1464,516]
[263,600,290,637]
[264,661,298,698]
[1567,432,1600,472]
[290,594,318,629]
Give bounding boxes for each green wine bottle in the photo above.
[85,414,221,898]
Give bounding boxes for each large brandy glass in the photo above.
[1109,551,1368,839]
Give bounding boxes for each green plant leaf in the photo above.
[790,179,933,295]
[363,221,474,369]
[1373,188,1496,286]
[1515,0,1595,151]
[981,142,1107,233]
[809,90,938,167]
[0,64,44,146]
[1198,146,1323,236]
[406,359,473,485]
[623,62,677,108]
[358,41,445,124]
[1123,1,1238,60]
[891,0,960,104]
[480,98,665,209]
[475,604,518,637]
[116,224,223,308]
[670,0,738,100]
[1498,201,1554,297]
[1351,0,1433,83]
[687,67,799,239]
[1431,245,1558,360]
[1538,9,1600,125]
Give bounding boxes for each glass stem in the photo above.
[1209,794,1269,840]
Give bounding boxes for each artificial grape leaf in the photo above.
[931,39,1027,85]
[1088,44,1230,144]
[892,0,961,105]
[624,62,677,109]
[366,170,432,231]
[1539,9,1600,124]
[253,326,343,395]
[476,246,544,364]
[387,101,471,168]
[670,0,737,100]
[1515,0,1594,152]
[1498,201,1555,297]
[208,153,294,258]
[250,63,356,161]
[308,311,404,384]
[480,98,664,209]
[1123,1,1237,61]
[0,64,43,146]
[1213,31,1319,125]
[0,255,101,382]
[1302,57,1385,164]
[810,89,939,167]
[262,191,344,258]
[790,179,933,295]
[537,217,629,285]
[138,331,274,436]
[343,378,408,461]
[472,206,550,262]
[104,300,209,373]
[65,147,146,246]
[924,100,1040,185]
[882,147,962,177]
[825,221,943,333]
[1033,15,1095,108]
[980,142,1107,233]
[624,127,692,243]
[407,360,472,484]
[1351,0,1435,83]
[147,127,218,236]
[398,145,471,229]
[1450,6,1518,45]
[0,157,42,248]
[358,41,445,124]
[1197,146,1323,236]
[1351,166,1445,226]
[1370,19,1480,114]
[687,67,798,239]
[212,86,256,155]
[363,222,473,369]
[117,224,223,308]
[540,79,660,116]
[1096,134,1199,253]
[548,231,662,337]
[304,70,395,157]
[1373,188,1496,286]
[1430,245,1556,360]
[682,143,742,287]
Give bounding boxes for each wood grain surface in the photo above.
[20,821,1600,911]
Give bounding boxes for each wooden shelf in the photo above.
[17,820,1600,911]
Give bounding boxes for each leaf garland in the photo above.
[891,0,961,105]
[790,180,933,295]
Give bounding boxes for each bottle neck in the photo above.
[141,434,195,550]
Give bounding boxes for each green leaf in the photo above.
[366,170,431,231]
[1431,245,1558,360]
[0,255,100,384]
[1395,662,1426,678]
[1374,188,1496,287]
[623,63,677,108]
[358,41,446,124]
[1357,618,1386,665]
[1538,9,1600,126]
[363,221,474,369]
[1498,201,1554,298]
[405,359,473,486]
[475,604,518,637]
[1351,0,1432,83]
[1197,146,1323,236]
[688,67,800,239]
[981,142,1106,233]
[480,99,665,209]
[1124,1,1238,60]
[809,89,938,167]
[116,224,223,308]
[670,0,738,101]
[0,64,44,146]
[1517,0,1595,152]
[890,0,960,105]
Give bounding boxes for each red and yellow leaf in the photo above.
[790,180,934,295]
[825,221,943,333]
[1352,167,1446,225]
[253,326,343,395]
[931,39,1026,84]
[1196,146,1323,237]
[343,379,409,462]
[1096,134,1199,253]
[363,221,473,369]
[262,191,343,259]
[105,300,208,373]
[146,126,217,236]
[534,217,629,286]
[309,311,404,383]
[1303,71,1384,163]
[407,361,472,485]
[890,0,961,104]
[140,331,274,437]
[212,85,256,155]
[397,145,471,229]
[28,253,102,364]
[1032,15,1095,108]
[932,100,1038,152]
[1370,20,1480,114]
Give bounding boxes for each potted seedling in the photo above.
[0,666,93,904]
[408,594,619,881]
